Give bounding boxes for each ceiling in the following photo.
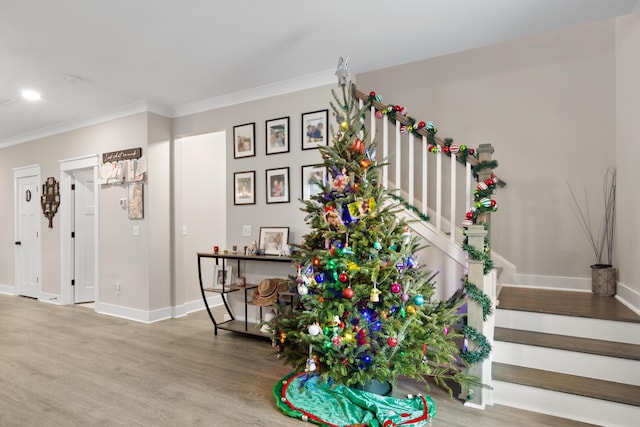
[1,0,638,147]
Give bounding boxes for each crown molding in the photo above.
[171,68,336,118]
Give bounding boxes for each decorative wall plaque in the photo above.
[41,177,60,228]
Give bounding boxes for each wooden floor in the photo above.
[0,294,596,427]
[497,286,640,323]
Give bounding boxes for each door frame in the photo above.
[60,155,99,305]
[13,164,42,297]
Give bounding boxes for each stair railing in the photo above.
[354,85,498,409]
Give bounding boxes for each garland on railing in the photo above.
[387,193,430,222]
[464,279,492,321]
[460,324,492,365]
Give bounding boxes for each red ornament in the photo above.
[339,273,348,283]
[490,199,497,208]
[343,287,354,299]
[387,337,398,347]
[394,105,401,112]
[485,178,495,186]
[325,206,335,212]
[469,148,475,155]
[466,211,474,220]
[418,121,426,129]
[369,91,376,97]
[443,145,450,154]
[352,138,365,153]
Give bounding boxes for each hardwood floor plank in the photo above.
[498,287,640,323]
[0,294,595,426]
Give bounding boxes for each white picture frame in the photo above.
[213,264,233,290]
[259,227,289,256]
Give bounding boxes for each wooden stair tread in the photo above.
[495,327,640,361]
[493,362,640,407]
[497,286,640,323]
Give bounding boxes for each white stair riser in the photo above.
[493,380,640,427]
[494,341,640,386]
[496,308,640,345]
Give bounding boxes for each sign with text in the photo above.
[102,148,142,163]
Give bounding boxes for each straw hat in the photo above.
[252,278,287,306]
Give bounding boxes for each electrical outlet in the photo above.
[132,225,140,236]
[242,225,252,236]
[115,281,121,294]
[182,225,188,236]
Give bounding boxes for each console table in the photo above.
[196,251,294,338]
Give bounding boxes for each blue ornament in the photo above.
[370,321,382,332]
[373,242,382,250]
[315,274,324,283]
[362,354,372,364]
[413,295,424,306]
[406,257,417,268]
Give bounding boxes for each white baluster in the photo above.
[395,121,401,192]
[422,135,428,215]
[382,118,389,188]
[466,161,472,214]
[436,150,442,231]
[450,153,456,240]
[408,133,414,205]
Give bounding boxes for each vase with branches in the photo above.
[568,167,617,295]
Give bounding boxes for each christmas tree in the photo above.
[269,62,487,397]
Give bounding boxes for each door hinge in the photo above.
[71,279,75,286]
[71,231,75,238]
[71,184,75,190]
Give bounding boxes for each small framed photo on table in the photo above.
[259,227,290,256]
[302,109,328,150]
[213,265,233,290]
[234,171,256,205]
[266,117,289,155]
[265,167,289,204]
[233,122,255,158]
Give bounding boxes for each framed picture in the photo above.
[266,116,289,155]
[302,109,328,150]
[128,183,144,219]
[259,227,290,256]
[301,164,327,201]
[233,122,255,158]
[213,264,233,290]
[234,171,256,205]
[265,167,289,204]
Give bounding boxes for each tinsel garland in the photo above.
[464,280,492,321]
[462,242,494,275]
[460,325,492,365]
[388,194,430,222]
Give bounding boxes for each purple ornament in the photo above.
[401,293,409,302]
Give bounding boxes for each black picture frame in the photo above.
[265,167,289,204]
[233,170,256,205]
[301,164,327,201]
[266,116,289,155]
[233,122,256,158]
[258,227,290,256]
[302,109,328,150]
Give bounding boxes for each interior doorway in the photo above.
[60,155,99,305]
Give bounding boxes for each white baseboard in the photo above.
[95,295,223,324]
[0,284,16,295]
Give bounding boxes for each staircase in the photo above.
[493,286,640,426]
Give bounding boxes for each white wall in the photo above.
[615,14,640,310]
[358,18,618,281]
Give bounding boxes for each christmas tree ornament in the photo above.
[373,241,382,250]
[343,286,355,299]
[297,283,309,296]
[391,282,402,293]
[477,182,488,191]
[369,91,376,97]
[413,295,425,306]
[375,110,383,119]
[449,143,459,154]
[308,323,321,336]
[387,337,398,347]
[370,286,381,302]
[400,125,408,135]
[370,321,382,332]
[332,335,342,347]
[338,272,348,283]
[352,138,365,153]
[407,305,416,314]
[444,326,450,335]
[401,293,410,302]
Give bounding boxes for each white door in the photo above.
[73,169,96,303]
[16,175,41,298]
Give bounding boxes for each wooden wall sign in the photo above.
[41,177,60,228]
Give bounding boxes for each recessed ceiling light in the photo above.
[21,90,41,101]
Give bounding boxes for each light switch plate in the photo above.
[132,225,140,237]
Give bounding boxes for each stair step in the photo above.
[497,286,640,323]
[495,327,640,361]
[493,362,640,407]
